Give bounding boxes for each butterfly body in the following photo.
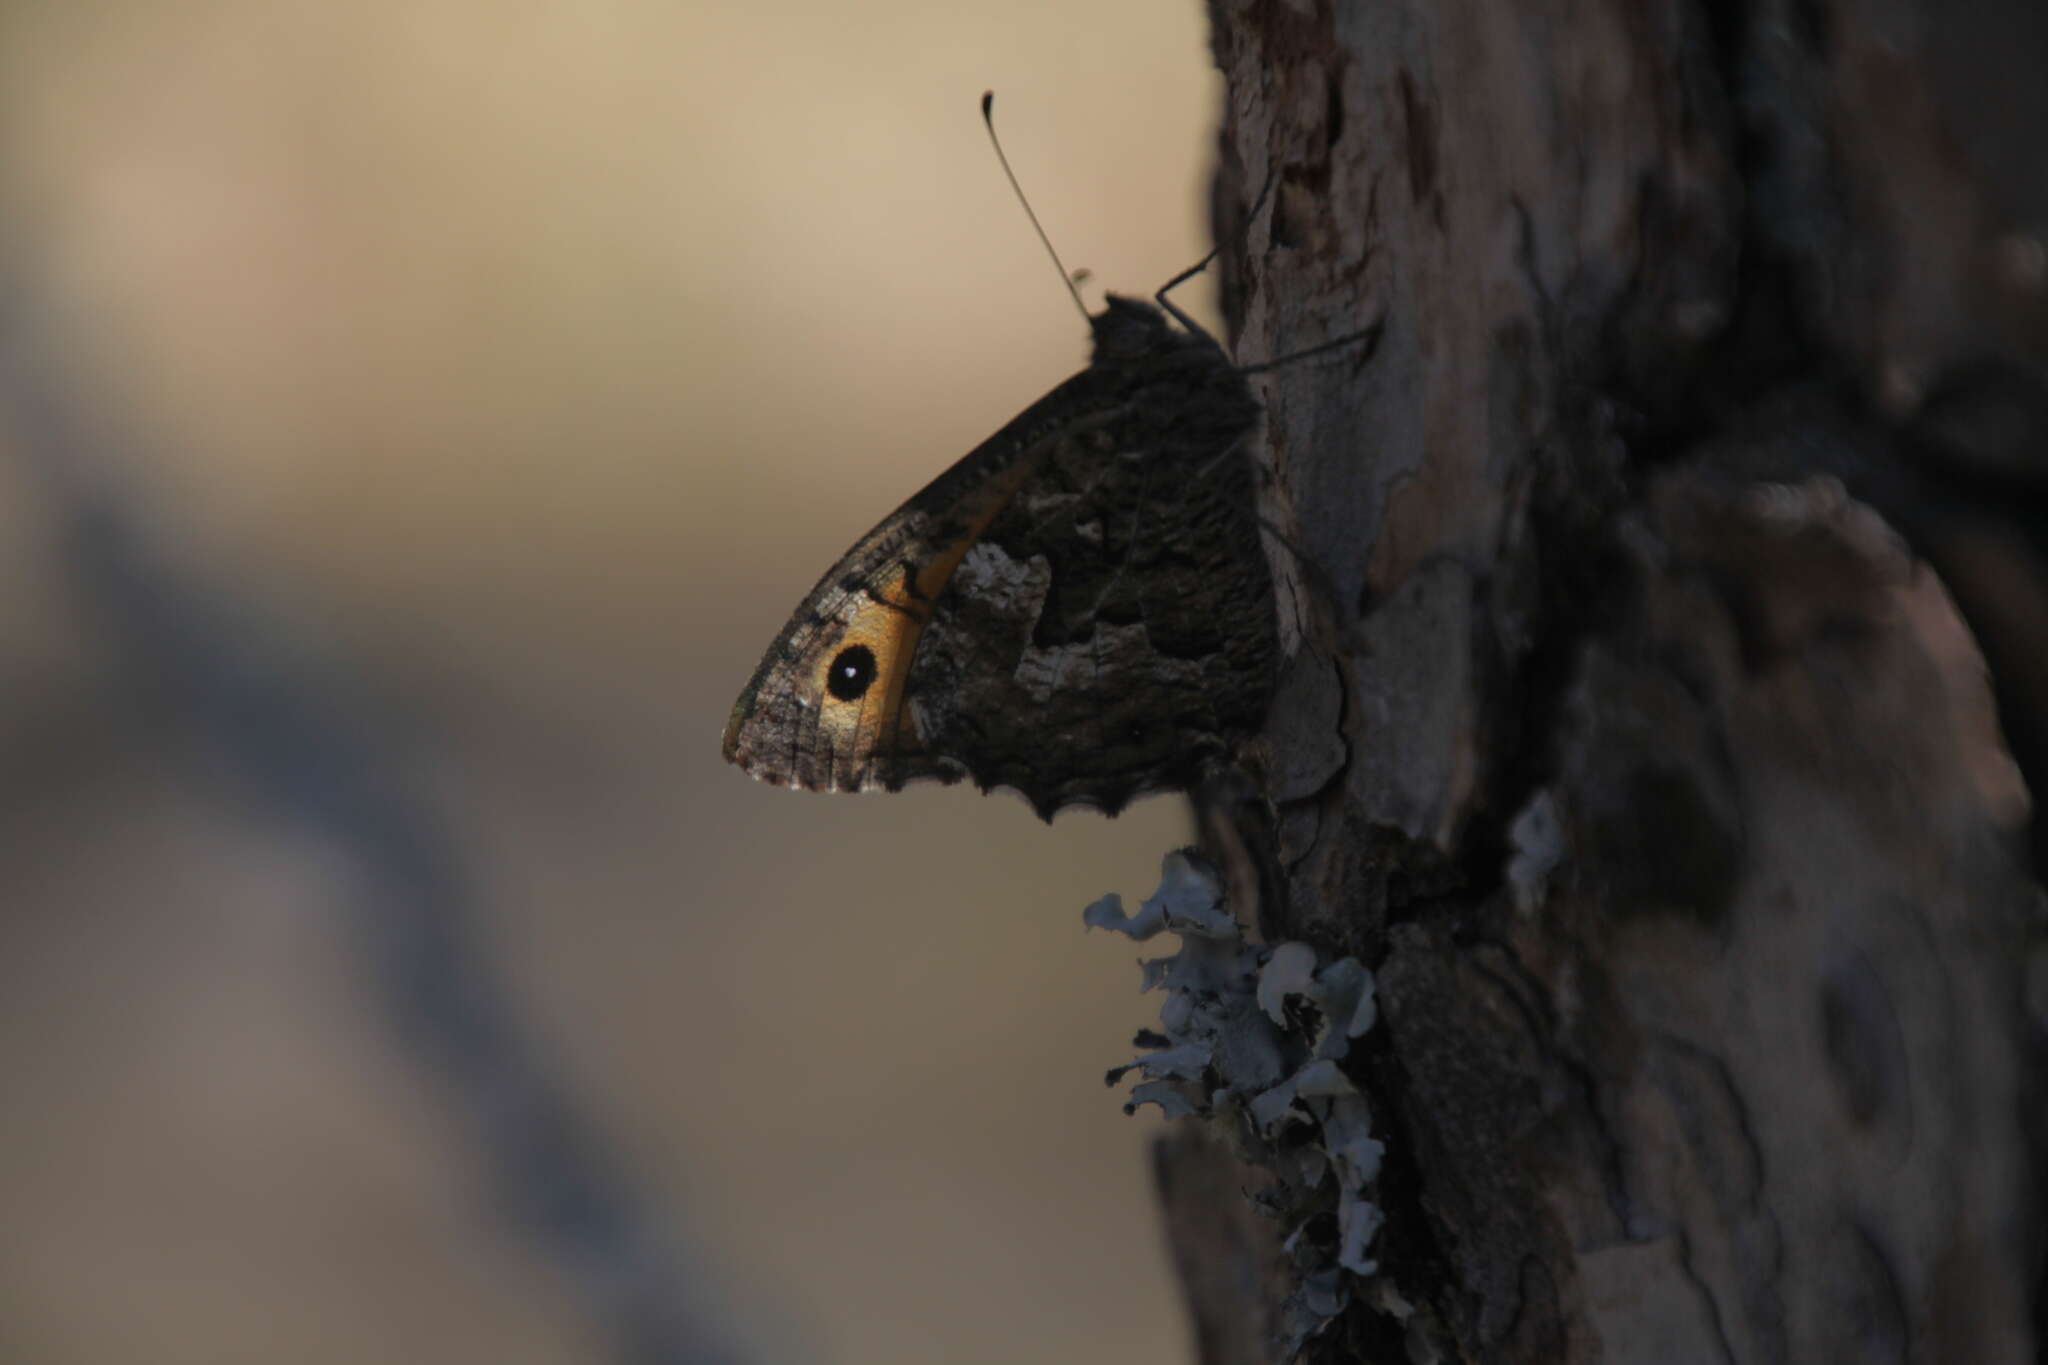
[722,295,1274,819]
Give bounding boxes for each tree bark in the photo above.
[1161,2,2048,1360]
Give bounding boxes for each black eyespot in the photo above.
[825,644,877,702]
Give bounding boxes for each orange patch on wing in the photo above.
[815,551,960,771]
[809,462,1039,778]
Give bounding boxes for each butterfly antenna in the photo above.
[981,91,1089,323]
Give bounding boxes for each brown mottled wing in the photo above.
[889,305,1272,816]
[721,321,1137,795]
[721,296,1273,818]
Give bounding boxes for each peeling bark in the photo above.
[1162,1,2048,1360]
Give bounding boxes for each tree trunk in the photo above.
[1158,2,2048,1360]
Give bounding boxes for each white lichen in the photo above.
[1087,850,1386,1351]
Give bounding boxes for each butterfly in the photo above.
[721,290,1280,820]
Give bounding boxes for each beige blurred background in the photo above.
[0,3,1231,1363]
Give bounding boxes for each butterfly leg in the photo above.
[1152,252,1222,339]
[1151,167,1282,339]
[1236,314,1385,375]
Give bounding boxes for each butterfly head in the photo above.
[1088,294,1207,364]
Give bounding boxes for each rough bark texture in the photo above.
[1163,1,2048,1361]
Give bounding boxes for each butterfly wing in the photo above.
[722,298,1272,817]
[896,320,1272,816]
[720,363,1137,795]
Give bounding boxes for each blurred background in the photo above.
[0,3,1231,1362]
